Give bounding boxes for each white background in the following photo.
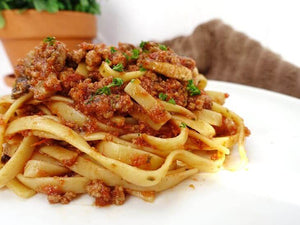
[0,0,300,77]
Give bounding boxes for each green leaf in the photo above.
[43,36,56,46]
[112,64,124,72]
[179,122,187,128]
[80,0,89,7]
[168,98,176,105]
[0,2,10,10]
[96,86,111,96]
[0,0,101,16]
[123,52,130,61]
[139,66,147,72]
[105,58,111,64]
[65,0,72,10]
[131,48,139,59]
[158,93,167,101]
[159,44,167,51]
[57,2,65,10]
[90,78,124,101]
[88,1,101,14]
[0,12,5,29]
[46,0,59,13]
[110,78,124,87]
[187,80,201,96]
[110,47,117,53]
[33,0,47,11]
[139,41,148,49]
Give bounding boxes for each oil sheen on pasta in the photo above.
[0,38,249,206]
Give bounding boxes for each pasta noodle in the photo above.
[0,39,249,206]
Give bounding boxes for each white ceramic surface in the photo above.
[0,80,299,225]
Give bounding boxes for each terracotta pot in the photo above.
[0,10,97,67]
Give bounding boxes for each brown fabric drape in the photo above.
[163,19,300,98]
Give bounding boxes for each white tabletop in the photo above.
[1,0,299,77]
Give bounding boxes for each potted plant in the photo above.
[0,0,100,67]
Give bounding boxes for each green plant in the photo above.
[0,0,101,28]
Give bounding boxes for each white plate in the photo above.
[0,80,300,225]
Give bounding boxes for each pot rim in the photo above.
[0,9,97,39]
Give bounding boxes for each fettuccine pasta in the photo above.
[0,38,250,206]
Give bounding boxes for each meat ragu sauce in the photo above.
[12,38,212,137]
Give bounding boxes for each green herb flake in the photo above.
[87,78,124,103]
[112,63,124,72]
[43,36,56,46]
[86,94,95,104]
[110,47,117,53]
[168,98,176,105]
[187,80,201,96]
[131,49,139,59]
[139,66,147,72]
[159,44,167,51]
[158,93,167,101]
[105,58,111,64]
[139,41,148,49]
[111,78,124,87]
[96,86,111,96]
[123,53,130,61]
[179,122,187,128]
[131,79,136,83]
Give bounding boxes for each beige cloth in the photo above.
[163,19,300,98]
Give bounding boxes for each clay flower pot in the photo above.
[0,10,97,67]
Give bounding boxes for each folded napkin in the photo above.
[163,19,300,98]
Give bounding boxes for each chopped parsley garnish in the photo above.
[131,79,136,83]
[95,86,111,96]
[168,98,176,105]
[111,77,124,86]
[159,44,167,51]
[179,122,187,128]
[131,48,139,59]
[158,93,176,104]
[105,58,111,64]
[112,63,124,72]
[87,78,124,103]
[158,93,167,101]
[43,36,56,46]
[110,47,117,53]
[139,66,147,72]
[187,80,201,96]
[123,53,130,61]
[139,41,148,49]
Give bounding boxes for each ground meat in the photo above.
[214,117,238,136]
[14,40,67,99]
[139,71,210,111]
[86,180,126,207]
[69,78,133,119]
[12,40,210,135]
[48,192,77,204]
[138,41,196,70]
[111,186,126,205]
[68,48,86,64]
[130,154,151,169]
[59,68,84,93]
[68,42,94,64]
[85,50,102,69]
[187,94,212,111]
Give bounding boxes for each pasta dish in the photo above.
[0,38,250,206]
